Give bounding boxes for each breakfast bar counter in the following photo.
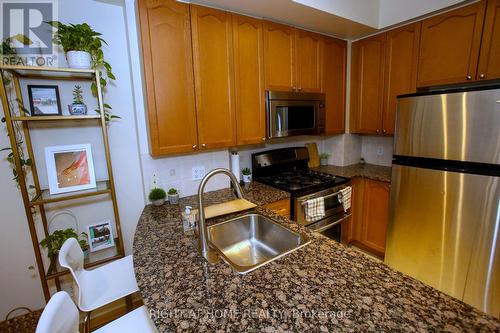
[133,187,499,332]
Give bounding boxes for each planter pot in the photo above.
[152,198,165,206]
[242,174,252,183]
[68,103,87,115]
[169,194,179,205]
[66,51,91,69]
[320,158,328,166]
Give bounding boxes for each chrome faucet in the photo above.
[197,168,244,263]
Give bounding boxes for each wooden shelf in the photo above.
[11,115,102,122]
[30,181,111,206]
[45,238,122,280]
[0,65,96,80]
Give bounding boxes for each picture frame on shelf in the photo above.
[27,85,62,116]
[87,221,114,252]
[44,144,97,195]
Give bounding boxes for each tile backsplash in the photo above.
[361,136,394,166]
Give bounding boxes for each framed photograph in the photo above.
[45,144,97,195]
[88,221,114,252]
[27,85,62,116]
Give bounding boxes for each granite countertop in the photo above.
[313,163,392,183]
[133,188,500,332]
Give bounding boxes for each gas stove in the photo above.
[256,170,347,194]
[252,147,349,196]
[252,147,352,244]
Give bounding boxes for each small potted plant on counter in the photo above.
[319,153,330,166]
[68,85,87,115]
[242,167,252,183]
[168,188,179,204]
[149,188,166,206]
[40,228,89,260]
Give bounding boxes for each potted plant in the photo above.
[319,153,330,166]
[168,188,179,204]
[241,167,252,183]
[68,85,87,115]
[40,228,89,260]
[149,188,166,206]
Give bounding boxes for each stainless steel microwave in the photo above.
[265,91,325,139]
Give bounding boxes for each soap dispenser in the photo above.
[181,206,196,235]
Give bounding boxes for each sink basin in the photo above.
[207,213,310,274]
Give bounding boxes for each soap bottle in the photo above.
[181,206,196,235]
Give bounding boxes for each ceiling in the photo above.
[184,0,472,39]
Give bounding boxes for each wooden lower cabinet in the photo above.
[349,177,390,259]
[263,198,291,219]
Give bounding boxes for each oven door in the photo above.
[268,100,325,138]
[294,187,347,226]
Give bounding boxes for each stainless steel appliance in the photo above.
[266,91,325,139]
[252,147,350,242]
[386,86,500,318]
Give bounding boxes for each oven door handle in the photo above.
[308,213,352,233]
[300,190,342,206]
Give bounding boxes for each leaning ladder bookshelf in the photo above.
[0,65,125,301]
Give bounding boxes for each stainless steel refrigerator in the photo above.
[385,86,500,318]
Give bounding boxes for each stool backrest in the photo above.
[35,291,79,333]
[58,238,85,307]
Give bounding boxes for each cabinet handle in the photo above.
[298,87,303,91]
[376,129,380,134]
[201,143,206,148]
[192,144,197,149]
[466,75,472,80]
[262,137,266,141]
[479,73,485,79]
[382,129,387,134]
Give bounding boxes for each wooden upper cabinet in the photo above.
[382,23,420,135]
[295,29,322,92]
[361,179,390,258]
[138,0,198,156]
[232,14,266,145]
[190,5,236,150]
[322,36,346,134]
[263,21,295,91]
[478,0,500,81]
[350,33,386,134]
[417,1,487,87]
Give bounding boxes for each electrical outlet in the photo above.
[151,172,160,188]
[169,169,176,176]
[192,166,206,180]
[376,146,384,156]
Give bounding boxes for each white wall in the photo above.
[0,0,145,318]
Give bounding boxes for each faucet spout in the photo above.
[197,168,244,263]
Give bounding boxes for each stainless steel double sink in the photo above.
[207,213,310,274]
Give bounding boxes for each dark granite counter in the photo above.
[313,163,392,183]
[133,188,500,332]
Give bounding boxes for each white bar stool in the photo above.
[35,291,158,333]
[59,238,140,332]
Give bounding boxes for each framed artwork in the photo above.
[27,85,62,116]
[44,144,96,195]
[87,221,114,252]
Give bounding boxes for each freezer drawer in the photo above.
[385,165,500,317]
[395,88,500,165]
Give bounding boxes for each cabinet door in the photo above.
[477,0,500,81]
[322,36,346,134]
[191,5,236,149]
[361,179,390,258]
[232,14,266,145]
[295,29,322,92]
[350,33,386,134]
[138,0,198,156]
[382,23,420,135]
[347,177,365,244]
[263,21,295,91]
[417,2,487,87]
